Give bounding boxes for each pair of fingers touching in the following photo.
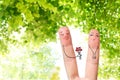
[58,27,100,80]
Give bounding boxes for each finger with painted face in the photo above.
[88,29,100,49]
[58,27,80,80]
[85,29,100,80]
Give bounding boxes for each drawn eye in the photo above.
[90,34,93,36]
[60,33,64,36]
[96,35,99,37]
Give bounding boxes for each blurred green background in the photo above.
[0,0,120,80]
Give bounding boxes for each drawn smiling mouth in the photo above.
[63,36,70,40]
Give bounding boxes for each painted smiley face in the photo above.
[88,29,100,48]
[58,27,72,46]
[59,27,70,40]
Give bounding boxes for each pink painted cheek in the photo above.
[63,35,70,40]
[89,36,99,42]
[61,37,71,43]
[89,39,99,44]
[60,35,72,46]
[88,37,99,47]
